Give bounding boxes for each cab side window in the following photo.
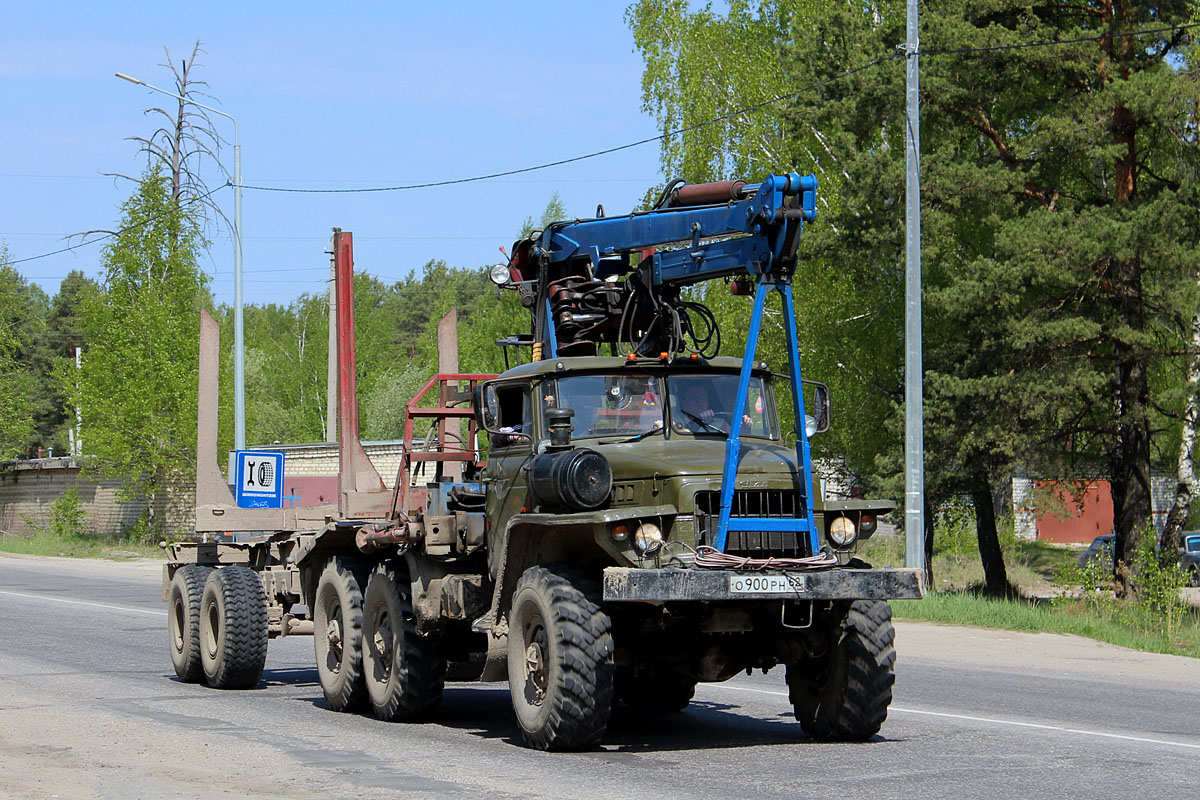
[491,384,532,449]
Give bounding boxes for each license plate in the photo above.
[728,573,806,595]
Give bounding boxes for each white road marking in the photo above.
[0,589,167,617]
[705,683,1200,751]
[6,584,1195,753]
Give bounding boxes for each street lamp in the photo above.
[115,71,246,452]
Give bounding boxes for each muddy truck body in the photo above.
[164,174,923,750]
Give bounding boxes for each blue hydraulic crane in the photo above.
[503,173,823,556]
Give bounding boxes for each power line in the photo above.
[8,184,228,267]
[239,54,903,195]
[236,21,1197,196]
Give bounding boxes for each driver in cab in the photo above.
[675,382,753,435]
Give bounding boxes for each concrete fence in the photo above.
[0,441,421,538]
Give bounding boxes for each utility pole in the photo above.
[904,0,926,572]
[70,346,82,458]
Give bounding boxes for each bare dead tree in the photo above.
[110,41,231,235]
[68,41,231,249]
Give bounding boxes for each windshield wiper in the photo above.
[603,426,665,445]
[681,410,725,435]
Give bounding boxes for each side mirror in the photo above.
[803,381,831,436]
[472,384,501,431]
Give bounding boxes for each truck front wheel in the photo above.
[361,563,445,721]
[168,564,212,682]
[314,557,367,712]
[507,565,614,750]
[199,566,269,689]
[786,599,895,741]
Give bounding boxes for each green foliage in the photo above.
[629,0,1200,595]
[1054,529,1192,641]
[73,168,208,497]
[1131,535,1191,639]
[0,254,35,457]
[47,488,87,539]
[121,510,156,547]
[932,499,978,560]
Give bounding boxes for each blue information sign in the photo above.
[234,450,285,509]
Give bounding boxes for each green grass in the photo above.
[891,592,1200,659]
[859,531,1200,659]
[858,534,1076,593]
[0,530,161,560]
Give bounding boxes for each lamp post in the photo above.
[115,72,246,452]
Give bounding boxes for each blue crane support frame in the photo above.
[535,173,822,556]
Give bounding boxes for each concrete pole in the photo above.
[905,0,926,572]
[73,346,82,457]
[232,140,245,451]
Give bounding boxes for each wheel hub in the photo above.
[524,639,547,706]
[373,618,393,677]
[325,614,344,667]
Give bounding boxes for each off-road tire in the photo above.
[168,564,212,682]
[314,557,367,712]
[362,562,446,721]
[617,666,696,714]
[507,565,614,750]
[200,566,269,689]
[1189,567,1199,588]
[786,599,895,741]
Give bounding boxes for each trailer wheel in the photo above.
[787,599,895,741]
[507,565,614,750]
[168,564,212,682]
[314,557,367,712]
[200,566,269,689]
[361,563,445,721]
[617,665,696,713]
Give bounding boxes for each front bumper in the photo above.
[603,566,924,602]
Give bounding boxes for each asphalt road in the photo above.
[1,554,1197,800]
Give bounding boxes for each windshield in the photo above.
[669,374,775,438]
[1187,536,1200,553]
[549,374,665,438]
[546,372,777,440]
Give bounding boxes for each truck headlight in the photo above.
[804,414,817,438]
[826,515,857,549]
[634,522,664,554]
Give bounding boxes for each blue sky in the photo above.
[1,2,665,307]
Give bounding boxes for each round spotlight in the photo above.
[489,263,512,285]
[634,522,664,554]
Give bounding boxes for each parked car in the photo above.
[1078,534,1117,569]
[1180,533,1200,587]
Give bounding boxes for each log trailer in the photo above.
[164,173,923,750]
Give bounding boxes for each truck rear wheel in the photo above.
[168,564,212,682]
[314,557,366,712]
[361,563,446,721]
[507,565,614,750]
[200,566,269,689]
[786,599,895,741]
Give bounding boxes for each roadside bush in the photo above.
[20,488,88,540]
[932,499,976,561]
[1129,534,1190,640]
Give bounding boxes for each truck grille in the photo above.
[694,490,811,558]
